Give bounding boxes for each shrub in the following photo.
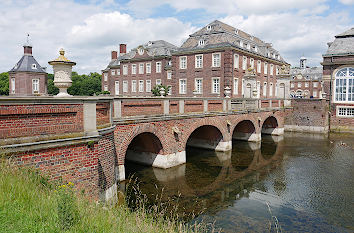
[56,182,80,230]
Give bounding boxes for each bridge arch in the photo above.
[232,119,260,142]
[261,115,284,135]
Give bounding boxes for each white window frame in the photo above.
[11,78,15,93]
[131,64,137,75]
[195,78,203,94]
[123,65,128,75]
[117,69,120,75]
[269,83,273,97]
[115,81,119,95]
[305,82,309,88]
[179,56,187,69]
[313,90,318,98]
[242,56,247,70]
[212,77,220,94]
[167,71,172,79]
[104,73,108,81]
[195,54,203,68]
[313,82,318,88]
[123,81,128,93]
[156,62,162,73]
[234,78,238,95]
[291,83,294,88]
[250,58,254,69]
[257,61,261,73]
[156,79,161,85]
[298,83,302,88]
[139,63,144,74]
[111,70,115,76]
[167,86,172,95]
[104,85,108,91]
[264,62,268,74]
[139,80,144,92]
[263,82,267,96]
[146,80,151,92]
[270,64,274,75]
[146,63,151,74]
[179,79,187,94]
[131,80,137,92]
[336,106,354,117]
[212,53,221,67]
[32,79,39,93]
[234,54,239,69]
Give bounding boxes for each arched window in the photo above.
[334,67,354,102]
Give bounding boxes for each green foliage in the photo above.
[0,72,9,95]
[56,183,79,230]
[151,84,170,97]
[67,72,102,96]
[47,73,59,95]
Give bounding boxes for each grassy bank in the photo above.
[0,161,203,233]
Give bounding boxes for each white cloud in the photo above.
[338,0,354,5]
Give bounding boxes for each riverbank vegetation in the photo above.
[0,161,206,232]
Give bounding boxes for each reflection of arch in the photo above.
[125,132,164,165]
[232,120,259,141]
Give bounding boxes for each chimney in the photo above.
[120,44,127,55]
[111,51,118,60]
[24,45,32,55]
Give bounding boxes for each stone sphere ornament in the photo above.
[48,48,76,97]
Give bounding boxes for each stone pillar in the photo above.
[83,100,98,136]
[113,99,122,118]
[179,100,184,114]
[116,164,125,181]
[163,99,169,115]
[203,99,208,112]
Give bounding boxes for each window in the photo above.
[179,79,186,94]
[167,86,172,95]
[257,61,261,73]
[250,58,254,69]
[247,44,251,50]
[156,62,162,73]
[305,82,309,87]
[212,78,220,94]
[132,64,137,75]
[115,81,119,95]
[104,73,108,81]
[234,78,238,95]
[123,65,128,75]
[198,39,205,46]
[111,70,115,76]
[139,63,144,74]
[275,83,278,97]
[269,83,273,96]
[212,53,221,67]
[156,79,161,85]
[240,40,243,47]
[138,47,144,55]
[298,83,302,88]
[234,54,239,69]
[242,80,245,95]
[139,80,144,92]
[131,80,136,92]
[31,64,37,69]
[146,63,151,74]
[11,78,15,93]
[146,80,151,92]
[167,71,172,79]
[242,56,247,70]
[337,106,354,117]
[180,56,187,69]
[270,64,274,75]
[257,81,261,98]
[254,46,258,52]
[263,82,267,96]
[123,81,128,92]
[32,79,39,93]
[313,90,317,98]
[276,66,279,75]
[313,82,318,88]
[117,69,120,75]
[334,67,354,102]
[104,85,108,91]
[291,83,294,88]
[195,55,203,68]
[195,78,203,94]
[207,25,212,30]
[264,62,268,74]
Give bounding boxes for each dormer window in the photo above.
[31,64,37,69]
[254,46,258,52]
[207,25,212,31]
[240,41,243,47]
[250,36,254,40]
[198,39,205,46]
[247,44,251,50]
[235,29,239,35]
[147,41,152,46]
[138,47,144,55]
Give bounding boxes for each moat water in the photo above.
[124,132,354,232]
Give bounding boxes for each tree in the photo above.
[47,73,59,95]
[0,72,9,96]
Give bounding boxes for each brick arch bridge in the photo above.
[114,110,284,180]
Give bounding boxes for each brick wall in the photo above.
[96,102,111,127]
[121,100,163,117]
[0,104,83,139]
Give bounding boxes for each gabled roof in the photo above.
[290,67,323,80]
[335,27,354,38]
[324,28,354,56]
[9,54,46,73]
[179,20,286,63]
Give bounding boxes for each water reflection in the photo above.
[123,133,354,232]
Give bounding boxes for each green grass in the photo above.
[0,161,205,233]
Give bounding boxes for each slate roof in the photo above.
[105,40,178,70]
[9,54,46,73]
[290,67,323,80]
[178,20,286,63]
[324,28,354,55]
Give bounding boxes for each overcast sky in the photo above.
[0,0,353,74]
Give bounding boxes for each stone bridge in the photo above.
[0,96,289,200]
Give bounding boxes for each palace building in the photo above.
[9,43,47,96]
[321,27,354,131]
[102,20,290,98]
[290,57,323,99]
